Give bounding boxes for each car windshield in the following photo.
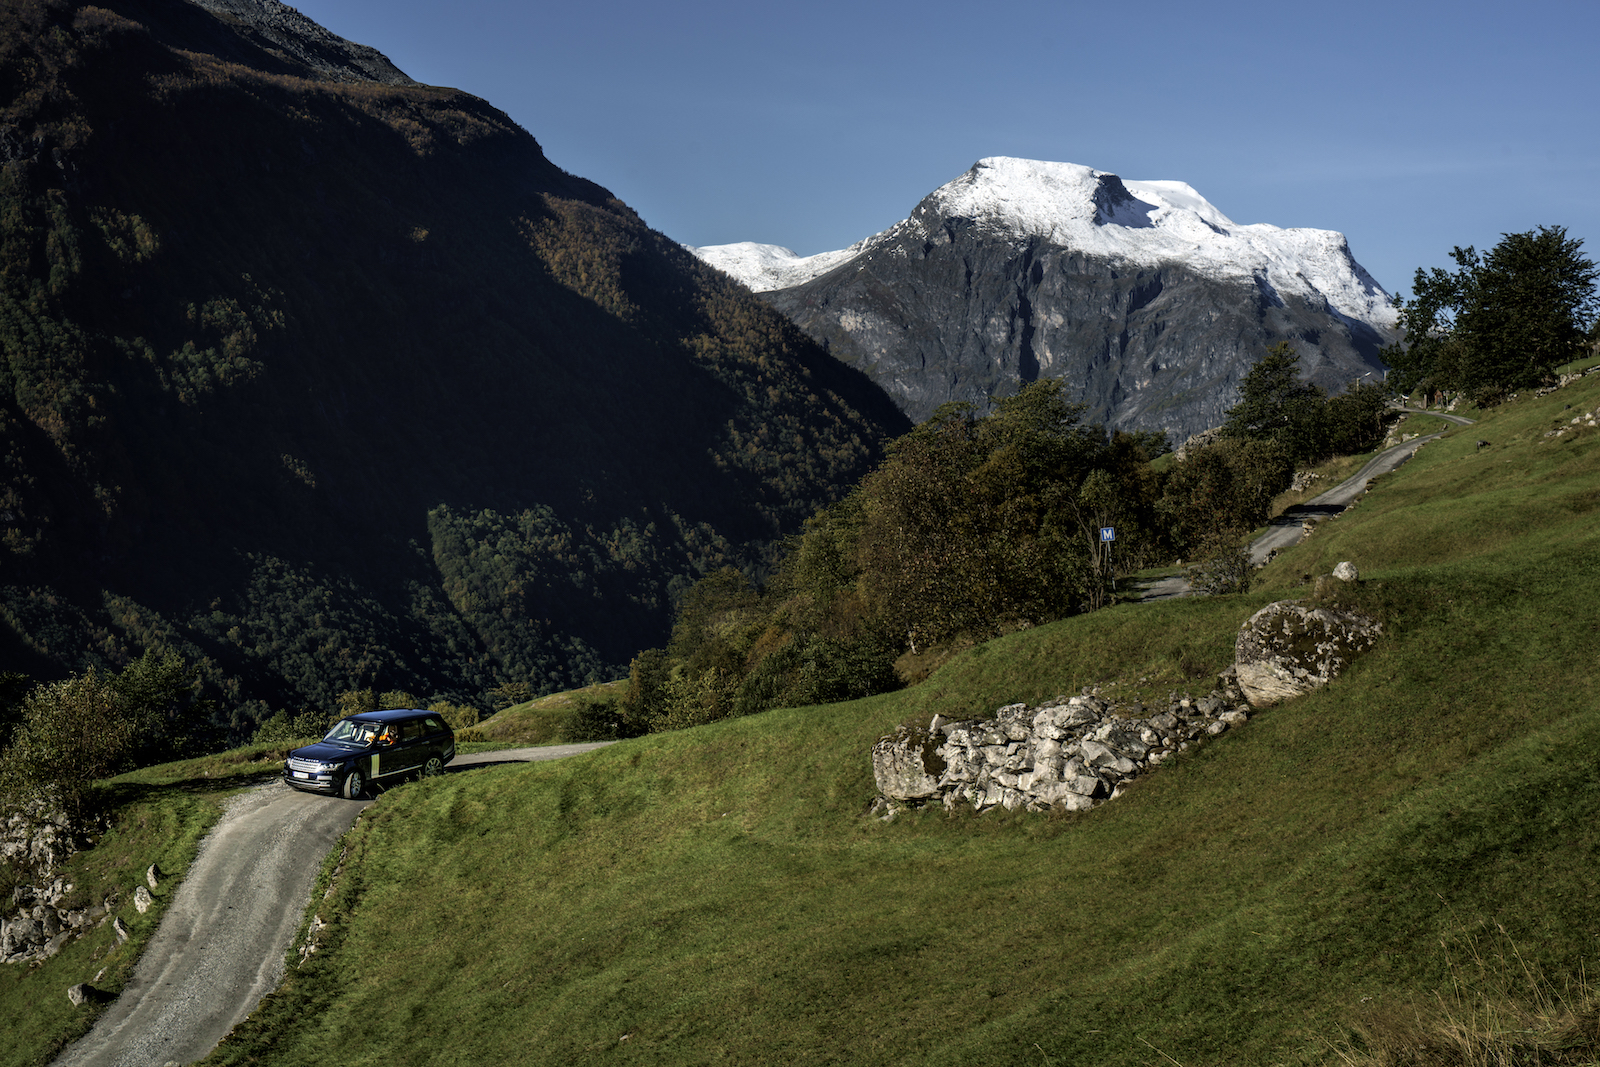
[322,719,381,746]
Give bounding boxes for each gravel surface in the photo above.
[1137,409,1475,600]
[51,741,615,1067]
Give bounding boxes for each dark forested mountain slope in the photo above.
[0,0,908,731]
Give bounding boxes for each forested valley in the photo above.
[587,362,1396,741]
[0,0,906,744]
[0,0,1594,771]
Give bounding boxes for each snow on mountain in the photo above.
[686,241,861,293]
[692,157,1396,332]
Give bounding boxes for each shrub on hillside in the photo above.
[1184,532,1256,596]
[251,709,327,745]
[0,671,133,816]
[428,700,480,732]
[1,651,220,814]
[559,698,642,742]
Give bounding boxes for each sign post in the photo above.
[1099,527,1115,605]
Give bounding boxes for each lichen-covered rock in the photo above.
[871,726,948,800]
[1234,600,1382,707]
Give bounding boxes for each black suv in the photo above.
[283,709,456,799]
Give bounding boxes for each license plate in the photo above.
[294,771,311,778]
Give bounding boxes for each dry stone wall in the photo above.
[871,563,1383,818]
[871,686,1252,817]
[1,800,117,966]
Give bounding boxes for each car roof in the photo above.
[345,708,436,724]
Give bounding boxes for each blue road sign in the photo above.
[1100,527,1116,542]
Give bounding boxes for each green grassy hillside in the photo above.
[165,373,1600,1065]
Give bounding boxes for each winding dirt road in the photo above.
[52,742,614,1067]
[1137,409,1475,600]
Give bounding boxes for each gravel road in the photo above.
[1137,409,1475,600]
[51,742,615,1067]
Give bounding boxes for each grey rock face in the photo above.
[186,0,415,85]
[761,205,1390,440]
[1234,600,1383,707]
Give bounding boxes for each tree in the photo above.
[1158,437,1293,597]
[1324,379,1394,456]
[1222,343,1331,464]
[0,671,133,816]
[1387,226,1599,402]
[1159,437,1294,556]
[112,648,218,764]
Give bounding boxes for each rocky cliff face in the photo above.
[184,0,414,83]
[697,159,1397,439]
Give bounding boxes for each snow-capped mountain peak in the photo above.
[692,156,1395,331]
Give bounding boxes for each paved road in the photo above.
[1137,409,1475,600]
[52,742,615,1067]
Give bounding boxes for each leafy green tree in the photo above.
[1387,226,1599,401]
[1159,438,1294,557]
[491,681,532,710]
[559,698,640,742]
[336,689,380,720]
[251,709,326,745]
[427,701,480,731]
[1158,437,1292,597]
[622,648,672,726]
[0,671,132,816]
[664,567,762,677]
[1222,343,1330,463]
[626,380,1176,731]
[857,381,1114,649]
[1324,379,1394,456]
[111,648,218,764]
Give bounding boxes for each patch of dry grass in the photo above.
[1333,927,1600,1067]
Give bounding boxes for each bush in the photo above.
[1184,531,1255,596]
[251,709,327,745]
[559,699,633,743]
[427,700,480,732]
[0,671,132,815]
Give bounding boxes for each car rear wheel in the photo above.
[342,769,365,800]
[422,755,444,778]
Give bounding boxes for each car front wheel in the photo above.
[342,769,365,800]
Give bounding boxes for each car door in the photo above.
[380,718,428,777]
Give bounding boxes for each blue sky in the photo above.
[291,0,1599,301]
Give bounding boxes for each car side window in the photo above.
[424,717,445,733]
[401,720,424,742]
